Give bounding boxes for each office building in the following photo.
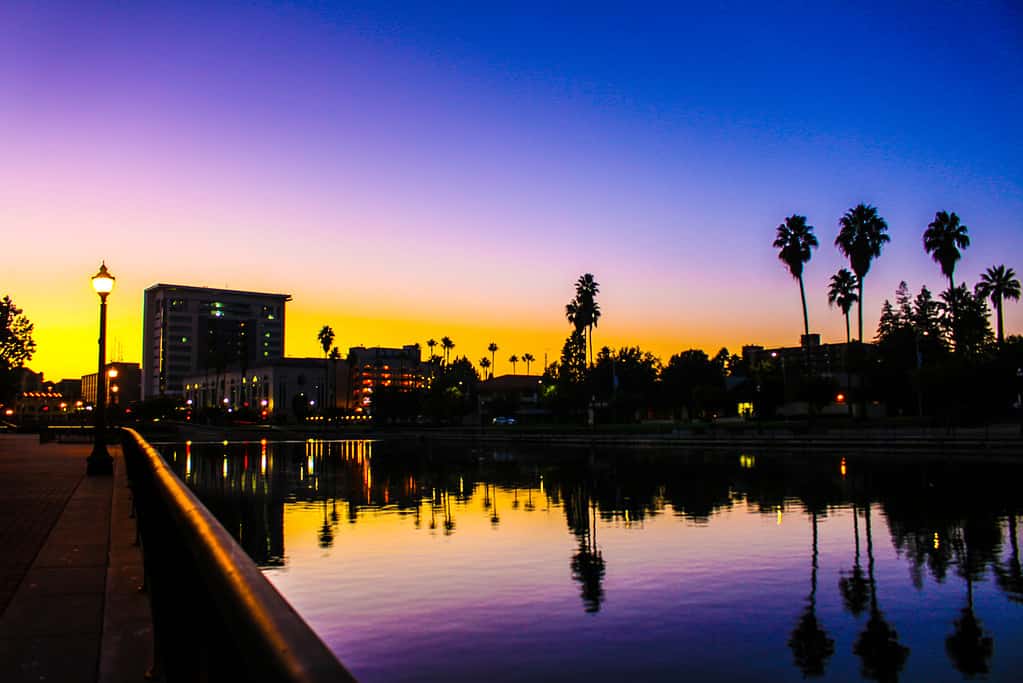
[142,284,290,398]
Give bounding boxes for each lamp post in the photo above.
[87,262,115,475]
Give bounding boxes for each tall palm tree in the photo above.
[774,215,819,339]
[488,342,499,375]
[440,336,454,365]
[835,204,890,342]
[317,325,335,414]
[479,357,491,379]
[426,338,437,361]
[522,352,535,375]
[828,268,859,344]
[976,265,1021,345]
[570,274,601,365]
[924,211,970,346]
[509,354,519,373]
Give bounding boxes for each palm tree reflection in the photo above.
[569,486,605,613]
[945,525,994,676]
[853,505,909,682]
[789,510,834,677]
[839,506,870,617]
[994,513,1022,604]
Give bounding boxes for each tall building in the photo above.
[143,284,290,398]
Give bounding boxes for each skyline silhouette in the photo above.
[4,2,1022,382]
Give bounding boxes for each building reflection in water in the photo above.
[163,440,1023,681]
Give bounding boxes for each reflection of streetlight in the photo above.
[87,262,114,475]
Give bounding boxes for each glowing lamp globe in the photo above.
[91,262,115,296]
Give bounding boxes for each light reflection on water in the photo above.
[162,439,1023,682]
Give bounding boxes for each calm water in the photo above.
[160,439,1023,682]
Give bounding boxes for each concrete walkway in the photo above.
[0,435,153,682]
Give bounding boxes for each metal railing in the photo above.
[121,428,357,682]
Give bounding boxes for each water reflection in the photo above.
[161,440,1023,682]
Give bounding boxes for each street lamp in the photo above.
[87,262,115,475]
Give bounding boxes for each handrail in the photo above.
[121,428,357,682]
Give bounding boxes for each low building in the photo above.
[479,374,544,418]
[82,362,142,406]
[183,357,348,421]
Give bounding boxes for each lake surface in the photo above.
[160,439,1023,682]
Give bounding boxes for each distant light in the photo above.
[3,409,12,416]
[186,399,193,405]
[836,393,846,403]
[107,368,119,378]
[222,440,229,446]
[223,398,229,404]
[840,457,847,478]
[260,399,268,407]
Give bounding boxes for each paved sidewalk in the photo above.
[0,435,152,682]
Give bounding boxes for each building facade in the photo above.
[82,362,141,406]
[183,357,346,421]
[143,284,290,398]
[346,345,426,414]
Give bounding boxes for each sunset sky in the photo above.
[4,1,1022,381]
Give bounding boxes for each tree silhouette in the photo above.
[479,356,491,379]
[774,214,819,339]
[0,296,37,403]
[488,342,498,375]
[923,211,970,348]
[567,274,601,366]
[945,524,994,676]
[522,352,535,375]
[509,354,519,373]
[317,325,335,416]
[836,204,890,342]
[976,265,1020,345]
[440,336,454,365]
[426,338,437,361]
[828,269,859,345]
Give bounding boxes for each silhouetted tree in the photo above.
[0,296,36,403]
[836,204,890,342]
[828,269,859,344]
[774,214,819,339]
[976,265,1020,345]
[318,325,335,414]
[488,341,498,375]
[567,274,601,365]
[939,286,993,359]
[522,352,535,375]
[426,338,437,361]
[509,354,519,373]
[479,356,491,379]
[924,211,970,348]
[441,336,455,365]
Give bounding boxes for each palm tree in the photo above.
[569,274,601,365]
[828,268,859,344]
[835,204,890,342]
[976,265,1021,345]
[509,354,519,373]
[440,336,454,365]
[923,211,970,346]
[774,215,819,339]
[317,325,335,414]
[479,357,491,379]
[522,352,535,375]
[426,338,438,361]
[488,342,499,375]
